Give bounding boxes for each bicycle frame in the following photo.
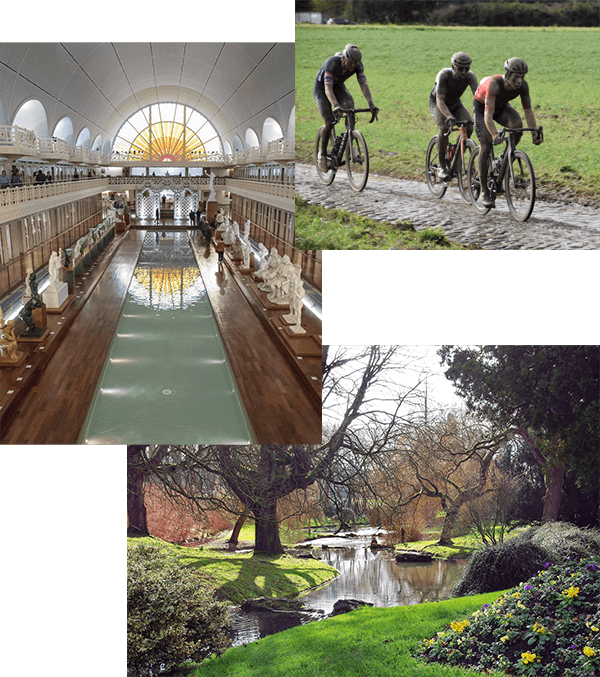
[489,126,544,195]
[329,108,376,169]
[443,121,471,178]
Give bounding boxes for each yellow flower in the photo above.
[450,619,469,634]
[583,646,597,658]
[500,635,509,643]
[563,585,580,598]
[533,622,547,634]
[521,652,537,664]
[591,626,599,632]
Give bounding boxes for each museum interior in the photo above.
[0,42,321,445]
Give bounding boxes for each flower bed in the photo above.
[417,557,599,676]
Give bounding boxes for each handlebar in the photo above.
[443,120,471,137]
[499,126,544,142]
[339,107,379,123]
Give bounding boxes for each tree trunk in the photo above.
[541,465,565,523]
[127,461,148,537]
[253,500,284,554]
[438,502,460,546]
[228,512,249,546]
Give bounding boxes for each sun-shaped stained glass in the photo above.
[112,103,223,161]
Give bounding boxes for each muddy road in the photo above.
[296,164,600,250]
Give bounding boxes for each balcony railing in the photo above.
[38,137,70,162]
[0,177,109,224]
[0,125,38,158]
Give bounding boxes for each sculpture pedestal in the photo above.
[0,351,26,367]
[43,282,69,310]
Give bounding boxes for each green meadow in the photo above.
[296,24,600,196]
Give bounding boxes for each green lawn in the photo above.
[191,591,507,677]
[296,24,600,196]
[128,537,339,605]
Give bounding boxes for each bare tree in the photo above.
[391,412,512,546]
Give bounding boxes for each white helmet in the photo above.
[342,44,362,63]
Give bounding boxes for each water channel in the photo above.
[79,231,255,444]
[230,529,464,646]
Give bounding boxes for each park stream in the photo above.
[229,528,464,646]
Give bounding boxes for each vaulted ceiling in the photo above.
[0,42,294,148]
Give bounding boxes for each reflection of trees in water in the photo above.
[307,548,464,610]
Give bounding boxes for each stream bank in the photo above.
[230,528,465,645]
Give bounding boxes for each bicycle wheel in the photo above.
[425,136,448,199]
[505,149,536,221]
[457,139,477,204]
[314,126,336,185]
[467,146,492,215]
[345,129,369,192]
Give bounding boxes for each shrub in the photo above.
[417,557,600,676]
[128,539,231,676]
[452,540,548,596]
[527,522,600,563]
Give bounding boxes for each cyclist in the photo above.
[429,52,479,180]
[473,57,543,208]
[314,44,379,172]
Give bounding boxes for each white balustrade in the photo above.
[0,125,39,159]
[0,177,109,220]
[266,138,295,161]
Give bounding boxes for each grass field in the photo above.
[190,591,507,677]
[296,24,600,196]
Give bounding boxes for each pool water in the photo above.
[80,231,255,444]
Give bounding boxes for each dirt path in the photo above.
[296,164,600,250]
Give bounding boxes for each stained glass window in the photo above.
[112,103,223,161]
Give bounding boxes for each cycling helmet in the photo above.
[342,44,362,63]
[451,52,472,68]
[504,57,528,74]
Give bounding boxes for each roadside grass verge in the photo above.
[127,537,338,604]
[295,194,477,249]
[189,591,506,677]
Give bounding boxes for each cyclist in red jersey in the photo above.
[473,57,543,208]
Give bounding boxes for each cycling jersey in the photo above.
[430,68,478,109]
[474,74,530,110]
[315,55,367,91]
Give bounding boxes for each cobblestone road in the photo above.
[297,164,600,250]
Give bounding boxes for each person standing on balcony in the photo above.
[10,167,21,187]
[0,170,9,189]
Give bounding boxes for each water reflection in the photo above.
[302,547,464,613]
[128,232,207,310]
[230,540,464,646]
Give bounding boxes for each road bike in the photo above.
[425,120,477,204]
[467,126,544,222]
[314,107,378,192]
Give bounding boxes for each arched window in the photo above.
[245,127,260,148]
[76,127,91,148]
[112,103,223,161]
[92,134,103,151]
[232,135,244,152]
[53,117,74,143]
[287,107,295,141]
[13,99,48,137]
[262,117,283,145]
[223,139,232,156]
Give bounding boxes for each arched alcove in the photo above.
[13,99,48,137]
[76,127,91,148]
[223,139,232,156]
[262,117,283,145]
[53,116,74,143]
[232,135,244,152]
[92,134,103,151]
[245,127,260,148]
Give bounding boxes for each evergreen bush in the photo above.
[527,521,600,563]
[452,539,549,596]
[127,539,231,676]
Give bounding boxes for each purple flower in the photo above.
[524,585,532,590]
[545,562,552,568]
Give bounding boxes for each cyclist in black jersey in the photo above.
[429,52,479,181]
[473,57,543,208]
[314,44,379,172]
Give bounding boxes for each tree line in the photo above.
[297,1,599,28]
[128,346,599,554]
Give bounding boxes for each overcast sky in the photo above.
[324,344,468,434]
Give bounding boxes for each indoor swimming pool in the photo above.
[79,231,255,444]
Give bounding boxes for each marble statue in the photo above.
[72,240,82,260]
[22,266,34,304]
[48,251,61,289]
[267,254,295,305]
[256,243,269,276]
[207,171,216,202]
[222,219,234,245]
[231,222,242,259]
[282,274,306,333]
[257,248,282,292]
[240,220,251,269]
[44,250,69,309]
